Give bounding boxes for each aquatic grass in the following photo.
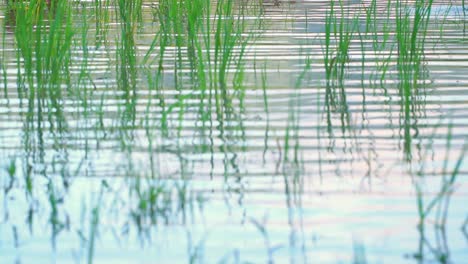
[130,178,171,232]
[114,0,142,146]
[46,178,68,248]
[186,0,212,151]
[324,1,358,89]
[323,0,358,137]
[362,0,394,90]
[73,1,101,131]
[283,47,312,168]
[355,0,394,183]
[93,0,111,48]
[14,0,74,118]
[210,0,263,181]
[143,0,262,181]
[150,0,207,135]
[11,0,74,181]
[144,0,202,139]
[13,0,38,100]
[323,0,335,137]
[211,0,252,145]
[430,2,453,51]
[7,0,77,245]
[1,0,467,262]
[128,176,205,234]
[395,0,434,161]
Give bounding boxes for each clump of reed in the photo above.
[394,0,434,160]
[114,0,142,141]
[360,0,393,89]
[324,1,357,90]
[321,0,436,160]
[147,0,259,130]
[13,0,73,137]
[8,0,75,247]
[93,0,111,48]
[323,0,358,136]
[140,0,263,181]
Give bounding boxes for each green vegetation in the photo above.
[0,0,467,263]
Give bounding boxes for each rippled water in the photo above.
[1,0,468,263]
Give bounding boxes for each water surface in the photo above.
[1,0,468,263]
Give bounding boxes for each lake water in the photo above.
[0,0,467,263]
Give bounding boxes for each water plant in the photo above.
[1,0,468,263]
[13,0,74,144]
[115,0,142,142]
[323,0,358,136]
[394,0,434,160]
[361,0,394,90]
[93,0,111,48]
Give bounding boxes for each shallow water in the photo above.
[1,0,468,263]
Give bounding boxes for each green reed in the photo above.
[283,48,312,167]
[115,0,142,145]
[14,0,73,130]
[8,0,76,245]
[129,176,204,234]
[12,0,74,167]
[144,0,261,178]
[206,0,255,158]
[324,1,357,88]
[395,0,434,161]
[93,0,111,48]
[323,0,358,136]
[362,0,393,90]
